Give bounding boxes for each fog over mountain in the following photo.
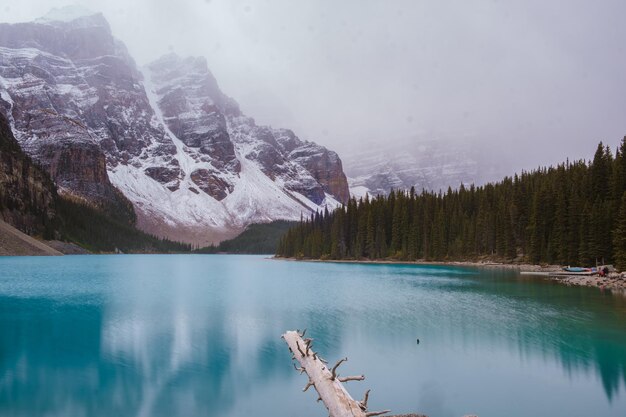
[4,0,626,181]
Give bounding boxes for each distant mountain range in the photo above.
[342,137,506,197]
[0,7,349,245]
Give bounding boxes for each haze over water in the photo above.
[0,255,625,417]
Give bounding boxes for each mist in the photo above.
[4,0,626,175]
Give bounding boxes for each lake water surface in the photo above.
[0,255,625,417]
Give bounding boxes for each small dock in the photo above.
[520,271,550,276]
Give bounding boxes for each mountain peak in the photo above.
[150,53,210,73]
[36,5,107,28]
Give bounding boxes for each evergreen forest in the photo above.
[277,139,626,270]
[196,220,296,254]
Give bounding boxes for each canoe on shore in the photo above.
[550,271,596,276]
[520,270,596,277]
[562,266,595,273]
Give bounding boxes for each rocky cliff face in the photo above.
[145,54,240,200]
[145,54,349,206]
[0,8,350,244]
[0,111,56,236]
[0,13,148,222]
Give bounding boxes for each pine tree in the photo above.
[613,192,626,271]
[579,203,592,266]
[590,142,611,199]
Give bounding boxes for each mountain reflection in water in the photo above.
[0,255,624,417]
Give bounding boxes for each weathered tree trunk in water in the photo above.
[282,330,391,417]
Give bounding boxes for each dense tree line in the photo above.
[277,139,626,270]
[57,196,191,253]
[196,220,296,254]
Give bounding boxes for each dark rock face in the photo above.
[39,139,109,196]
[287,142,350,204]
[248,132,287,179]
[144,165,182,191]
[190,168,233,201]
[273,129,301,153]
[147,54,240,176]
[0,14,176,201]
[0,112,56,236]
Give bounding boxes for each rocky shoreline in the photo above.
[464,262,626,292]
[547,273,626,293]
[273,257,626,293]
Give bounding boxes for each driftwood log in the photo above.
[282,329,394,417]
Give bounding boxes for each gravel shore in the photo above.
[425,261,626,293]
[535,270,626,293]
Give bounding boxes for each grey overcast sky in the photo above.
[3,0,626,172]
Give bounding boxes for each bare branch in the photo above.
[339,375,365,383]
[299,328,307,338]
[305,338,312,355]
[293,363,306,374]
[303,380,314,392]
[359,389,371,410]
[317,396,322,403]
[365,410,391,417]
[296,340,305,357]
[331,357,348,380]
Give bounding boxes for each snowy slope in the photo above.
[108,69,339,242]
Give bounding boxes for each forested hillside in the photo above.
[277,139,626,270]
[196,220,296,254]
[56,196,191,253]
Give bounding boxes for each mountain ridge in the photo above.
[0,10,349,245]
[343,137,505,197]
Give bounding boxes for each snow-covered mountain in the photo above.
[0,8,349,244]
[343,137,504,197]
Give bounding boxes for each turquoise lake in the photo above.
[0,255,625,417]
